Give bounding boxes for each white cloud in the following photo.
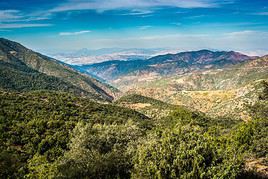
[224,30,256,36]
[139,25,152,30]
[254,12,268,16]
[59,30,91,36]
[120,9,153,16]
[171,22,182,26]
[0,9,52,23]
[0,10,22,22]
[50,0,229,12]
[0,23,52,29]
[183,14,207,19]
[241,50,268,57]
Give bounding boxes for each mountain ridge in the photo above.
[0,38,119,101]
[74,49,255,85]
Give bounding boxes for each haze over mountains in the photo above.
[73,50,255,85]
[51,48,182,65]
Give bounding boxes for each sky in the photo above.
[0,0,268,55]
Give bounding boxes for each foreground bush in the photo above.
[132,125,243,179]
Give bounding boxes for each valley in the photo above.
[0,38,267,178]
[1,1,267,178]
[73,49,267,120]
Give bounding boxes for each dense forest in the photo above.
[0,89,267,178]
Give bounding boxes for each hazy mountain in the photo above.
[51,48,180,65]
[74,50,255,85]
[0,38,119,101]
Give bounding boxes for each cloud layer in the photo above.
[51,0,228,12]
[0,23,52,29]
[59,30,91,36]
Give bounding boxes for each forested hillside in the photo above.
[0,38,267,178]
[0,89,267,178]
[0,38,119,101]
[0,90,150,178]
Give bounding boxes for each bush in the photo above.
[132,126,243,179]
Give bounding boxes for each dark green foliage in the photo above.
[0,90,150,178]
[0,87,267,178]
[115,94,178,119]
[0,60,93,96]
[56,121,145,179]
[0,38,266,178]
[0,38,118,101]
[132,127,243,179]
[233,118,268,158]
[115,94,174,108]
[162,107,208,127]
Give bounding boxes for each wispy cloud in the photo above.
[0,10,22,22]
[50,0,230,12]
[0,23,52,29]
[224,30,256,36]
[139,25,152,30]
[183,14,207,19]
[59,30,91,36]
[0,9,51,22]
[254,12,268,16]
[171,22,182,26]
[120,9,154,16]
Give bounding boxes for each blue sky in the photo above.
[1,0,268,55]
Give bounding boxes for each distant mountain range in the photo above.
[69,49,267,120]
[0,38,119,102]
[1,37,267,120]
[1,38,267,178]
[51,48,182,65]
[73,50,255,85]
[124,55,268,119]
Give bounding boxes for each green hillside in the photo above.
[1,89,266,178]
[0,90,151,178]
[0,38,119,101]
[0,60,103,98]
[0,38,267,178]
[115,94,178,119]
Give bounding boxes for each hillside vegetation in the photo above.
[0,90,151,178]
[0,38,267,178]
[0,89,267,178]
[115,94,178,118]
[0,38,119,101]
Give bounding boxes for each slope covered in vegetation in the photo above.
[0,89,267,178]
[115,94,178,118]
[0,38,119,101]
[0,90,150,178]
